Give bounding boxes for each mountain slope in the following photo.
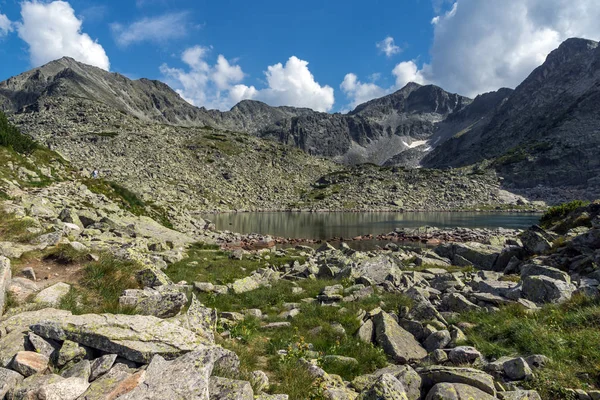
[424,38,600,189]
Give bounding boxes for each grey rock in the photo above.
[503,357,533,381]
[34,282,71,307]
[351,365,421,399]
[249,370,269,393]
[425,382,496,400]
[521,275,575,304]
[35,376,90,400]
[520,230,552,255]
[419,365,496,396]
[448,346,482,365]
[373,311,427,363]
[357,373,408,400]
[135,266,172,287]
[89,353,117,381]
[56,340,87,367]
[423,330,451,352]
[27,332,58,358]
[61,359,91,380]
[0,256,12,316]
[442,293,480,313]
[119,286,187,318]
[521,264,570,283]
[0,367,24,398]
[499,390,542,400]
[30,313,210,363]
[209,376,254,400]
[338,255,402,285]
[356,319,374,343]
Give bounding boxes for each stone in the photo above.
[10,351,49,377]
[357,373,408,400]
[521,275,575,304]
[34,282,71,307]
[338,255,402,285]
[0,367,24,398]
[249,370,269,393]
[419,366,496,396]
[425,382,496,400]
[262,322,291,330]
[172,294,217,344]
[35,376,90,400]
[119,287,187,318]
[442,293,480,313]
[499,390,542,400]
[27,332,58,358]
[373,311,427,364]
[119,346,218,399]
[32,231,63,247]
[80,364,145,400]
[61,359,91,380]
[356,320,374,343]
[194,282,215,292]
[503,357,533,381]
[57,340,87,367]
[520,264,570,283]
[448,346,482,365]
[524,354,549,369]
[324,355,359,367]
[90,354,118,381]
[0,308,71,367]
[12,374,65,399]
[7,277,38,304]
[209,376,254,400]
[0,256,12,316]
[427,349,448,364]
[352,365,421,399]
[423,330,451,352]
[231,276,260,294]
[135,266,172,287]
[30,313,210,364]
[520,229,552,254]
[21,267,36,281]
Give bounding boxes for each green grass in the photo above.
[0,209,37,243]
[43,244,89,264]
[540,200,591,230]
[451,295,600,399]
[0,110,37,154]
[59,254,141,314]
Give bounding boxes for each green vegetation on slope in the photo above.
[540,200,591,230]
[452,295,600,399]
[0,110,37,154]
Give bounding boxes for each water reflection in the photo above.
[205,212,541,240]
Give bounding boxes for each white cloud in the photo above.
[111,12,189,47]
[392,61,428,88]
[423,0,600,96]
[163,51,335,112]
[17,1,109,70]
[160,46,246,110]
[0,12,13,37]
[376,36,401,57]
[340,73,388,109]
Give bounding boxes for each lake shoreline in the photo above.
[200,208,544,215]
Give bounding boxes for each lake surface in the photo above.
[205,212,541,240]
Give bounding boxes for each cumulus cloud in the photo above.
[376,36,401,57]
[340,73,387,109]
[424,0,600,96]
[163,51,335,112]
[392,61,428,88]
[0,12,13,37]
[111,12,190,47]
[17,1,109,70]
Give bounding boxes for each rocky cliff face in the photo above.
[424,38,600,190]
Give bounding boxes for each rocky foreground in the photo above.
[0,149,599,400]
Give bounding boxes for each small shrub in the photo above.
[540,200,590,228]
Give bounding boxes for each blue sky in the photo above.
[1,0,599,112]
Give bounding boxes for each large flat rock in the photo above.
[30,313,211,363]
[373,311,427,364]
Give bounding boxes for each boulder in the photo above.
[521,275,575,304]
[423,330,451,352]
[425,382,496,400]
[61,359,91,381]
[520,229,552,254]
[418,366,496,396]
[7,277,39,304]
[356,320,374,343]
[520,264,570,283]
[373,311,427,364]
[80,364,145,400]
[135,266,172,287]
[35,376,90,400]
[357,373,408,400]
[11,374,65,399]
[351,365,421,399]
[0,256,11,316]
[338,256,402,285]
[89,354,118,381]
[209,376,254,400]
[119,287,187,318]
[0,367,24,398]
[448,346,482,365]
[27,332,59,358]
[34,282,71,307]
[231,276,260,294]
[10,351,49,377]
[30,313,210,363]
[56,340,87,367]
[249,370,269,393]
[503,357,533,381]
[499,390,542,400]
[442,293,480,313]
[170,294,217,344]
[118,346,217,399]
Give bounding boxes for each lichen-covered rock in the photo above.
[503,357,534,381]
[11,374,65,400]
[34,282,71,307]
[27,332,59,359]
[30,313,210,363]
[0,367,24,398]
[119,286,187,318]
[35,376,90,400]
[357,373,408,399]
[423,330,451,352]
[521,275,575,304]
[442,293,480,313]
[373,311,427,364]
[338,256,402,285]
[56,340,87,367]
[448,346,482,365]
[80,364,145,400]
[10,351,49,377]
[0,256,11,316]
[231,276,260,294]
[520,229,552,254]
[119,346,218,399]
[425,382,496,400]
[135,266,172,287]
[499,390,542,400]
[89,353,118,381]
[61,359,91,381]
[170,294,217,344]
[209,376,254,400]
[418,366,496,396]
[520,264,570,283]
[249,370,269,393]
[352,365,422,399]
